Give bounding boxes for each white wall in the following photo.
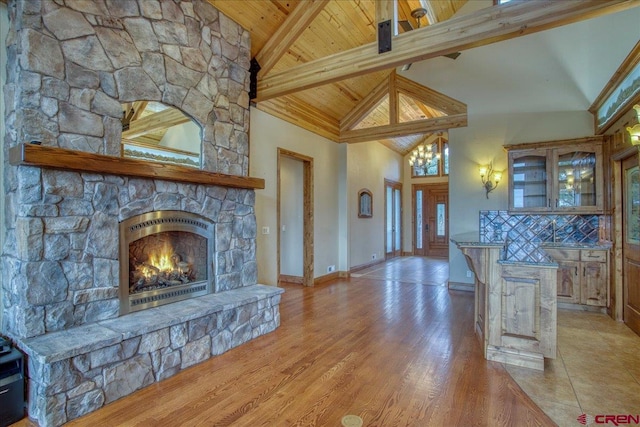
[279,155,304,276]
[0,2,8,331]
[250,109,404,281]
[347,142,403,268]
[250,108,343,285]
[337,144,348,272]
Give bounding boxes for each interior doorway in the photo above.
[277,148,314,286]
[385,179,402,259]
[622,154,640,336]
[413,183,449,258]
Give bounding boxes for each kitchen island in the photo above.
[453,240,558,371]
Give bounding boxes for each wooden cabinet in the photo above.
[505,137,604,214]
[544,247,609,307]
[454,243,503,355]
[486,263,557,371]
[555,258,580,304]
[508,148,551,212]
[581,250,608,307]
[454,241,558,371]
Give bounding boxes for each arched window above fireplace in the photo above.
[121,101,202,168]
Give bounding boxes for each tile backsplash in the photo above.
[479,211,602,262]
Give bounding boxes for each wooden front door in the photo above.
[413,184,449,257]
[623,155,640,336]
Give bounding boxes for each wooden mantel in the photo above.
[9,143,266,190]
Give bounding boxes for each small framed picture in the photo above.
[358,189,373,218]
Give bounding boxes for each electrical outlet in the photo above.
[327,265,335,273]
[261,227,270,235]
[466,270,473,278]
[372,253,377,260]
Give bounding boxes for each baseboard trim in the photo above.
[279,274,303,284]
[350,258,384,273]
[448,281,474,292]
[314,271,340,285]
[557,302,607,313]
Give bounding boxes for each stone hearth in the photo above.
[1,1,281,425]
[20,284,282,426]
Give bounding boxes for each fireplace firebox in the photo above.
[119,211,215,314]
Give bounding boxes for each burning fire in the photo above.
[147,242,177,275]
[130,241,194,293]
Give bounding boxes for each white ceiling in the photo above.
[402,5,640,117]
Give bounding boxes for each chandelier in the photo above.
[408,142,440,168]
[408,134,447,176]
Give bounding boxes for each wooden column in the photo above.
[375,0,397,35]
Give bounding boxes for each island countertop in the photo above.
[453,239,557,371]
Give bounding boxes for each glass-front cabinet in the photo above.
[509,149,550,211]
[554,147,602,210]
[506,138,604,214]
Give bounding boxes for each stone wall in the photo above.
[2,0,254,340]
[4,0,250,172]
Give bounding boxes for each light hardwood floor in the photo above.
[17,257,556,426]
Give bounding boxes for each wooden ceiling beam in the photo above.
[376,0,398,36]
[257,97,341,141]
[255,0,330,78]
[255,0,638,101]
[388,72,399,125]
[123,134,162,146]
[395,73,466,115]
[340,71,466,139]
[131,101,148,121]
[340,77,390,132]
[122,108,191,140]
[340,113,467,143]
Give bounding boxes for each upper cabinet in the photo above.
[505,137,605,214]
[509,148,550,212]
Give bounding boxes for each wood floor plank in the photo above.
[33,260,557,427]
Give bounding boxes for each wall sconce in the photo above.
[626,104,640,146]
[479,163,502,199]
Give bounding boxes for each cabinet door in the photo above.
[490,265,557,362]
[508,149,551,212]
[556,260,580,304]
[581,262,607,306]
[552,144,603,212]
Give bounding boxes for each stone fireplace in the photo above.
[1,1,282,426]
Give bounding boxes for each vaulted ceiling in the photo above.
[209,0,638,155]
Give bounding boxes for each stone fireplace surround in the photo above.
[1,1,283,425]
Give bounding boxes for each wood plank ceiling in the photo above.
[208,0,638,155]
[210,0,466,155]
